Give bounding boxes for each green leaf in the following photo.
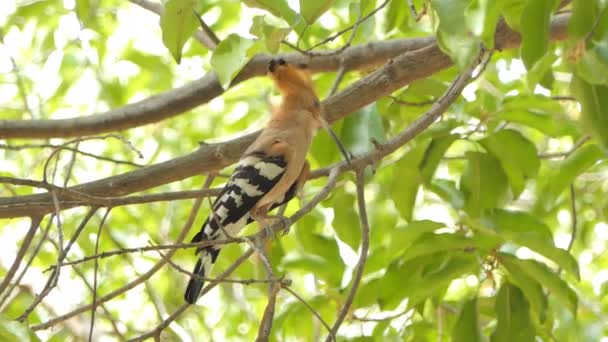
[0,315,34,342]
[501,257,549,321]
[536,144,604,212]
[429,179,465,209]
[210,34,255,88]
[479,129,539,198]
[299,0,335,24]
[250,16,291,53]
[388,220,445,258]
[281,252,343,286]
[75,0,91,23]
[520,0,557,69]
[460,152,509,217]
[501,0,527,32]
[402,233,473,261]
[420,134,458,183]
[340,103,386,156]
[499,253,578,315]
[160,0,203,63]
[452,298,482,342]
[480,209,579,279]
[332,191,361,251]
[380,254,478,308]
[243,0,300,25]
[491,282,536,342]
[571,74,608,150]
[568,0,601,41]
[575,48,608,85]
[391,141,430,221]
[465,0,503,48]
[527,51,558,89]
[497,95,580,137]
[431,0,481,69]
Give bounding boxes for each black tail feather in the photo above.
[185,259,205,304]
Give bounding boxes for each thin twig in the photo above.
[42,134,142,183]
[352,308,412,322]
[126,248,256,341]
[584,6,607,42]
[32,176,212,331]
[310,50,489,181]
[550,95,577,102]
[43,54,484,271]
[282,285,335,340]
[0,143,143,167]
[0,216,42,297]
[39,233,127,340]
[567,186,577,252]
[88,208,112,342]
[326,168,370,340]
[256,282,280,342]
[249,235,278,342]
[328,61,347,97]
[307,0,390,52]
[0,30,33,116]
[158,248,278,285]
[0,217,52,309]
[18,208,98,322]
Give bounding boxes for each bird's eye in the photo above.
[312,100,320,109]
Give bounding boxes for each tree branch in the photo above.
[0,14,571,219]
[325,168,370,340]
[0,216,42,297]
[0,36,434,139]
[30,175,213,331]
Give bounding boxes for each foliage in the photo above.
[1,0,608,340]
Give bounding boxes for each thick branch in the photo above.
[0,14,570,219]
[0,37,433,139]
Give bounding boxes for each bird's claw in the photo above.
[263,223,277,240]
[275,215,291,235]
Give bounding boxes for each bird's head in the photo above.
[267,58,315,98]
[267,58,351,166]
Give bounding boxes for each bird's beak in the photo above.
[319,117,352,166]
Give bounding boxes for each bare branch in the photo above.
[18,208,98,322]
[0,218,52,309]
[256,282,280,342]
[31,176,210,331]
[0,14,571,219]
[0,143,144,168]
[88,208,112,342]
[326,168,370,340]
[126,248,256,341]
[0,34,435,139]
[249,234,279,342]
[352,308,413,322]
[21,50,482,280]
[0,216,42,297]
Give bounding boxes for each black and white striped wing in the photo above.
[199,152,286,244]
[185,152,287,303]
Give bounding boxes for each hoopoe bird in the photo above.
[184,58,350,304]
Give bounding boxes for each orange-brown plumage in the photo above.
[184,58,347,304]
